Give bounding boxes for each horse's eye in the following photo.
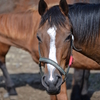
[37,36,42,42]
[64,35,71,42]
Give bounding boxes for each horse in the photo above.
[37,0,100,100]
[0,0,100,100]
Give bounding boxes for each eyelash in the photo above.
[64,35,71,42]
[37,36,42,42]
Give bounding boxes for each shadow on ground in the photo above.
[0,73,100,98]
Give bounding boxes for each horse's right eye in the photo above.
[37,36,42,42]
[64,35,71,42]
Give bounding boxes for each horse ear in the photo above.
[59,0,68,16]
[38,0,48,16]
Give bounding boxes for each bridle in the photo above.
[38,34,81,84]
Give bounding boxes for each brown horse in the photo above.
[0,0,100,100]
[37,0,100,100]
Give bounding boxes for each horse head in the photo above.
[37,0,72,95]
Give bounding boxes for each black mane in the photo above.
[40,5,67,27]
[68,3,100,45]
[40,3,100,45]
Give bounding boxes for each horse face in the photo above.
[37,0,72,95]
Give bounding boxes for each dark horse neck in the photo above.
[68,3,100,64]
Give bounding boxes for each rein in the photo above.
[38,34,80,84]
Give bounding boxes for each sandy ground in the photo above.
[0,47,100,100]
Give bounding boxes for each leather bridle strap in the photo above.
[39,57,66,75]
[38,44,66,76]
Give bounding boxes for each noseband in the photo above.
[38,34,81,84]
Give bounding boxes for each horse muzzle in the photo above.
[41,74,63,95]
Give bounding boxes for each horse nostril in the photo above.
[55,75,63,87]
[42,75,49,88]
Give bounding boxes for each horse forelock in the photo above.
[68,3,100,46]
[39,5,67,28]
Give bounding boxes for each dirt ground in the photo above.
[0,47,100,100]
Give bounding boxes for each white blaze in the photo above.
[47,26,57,81]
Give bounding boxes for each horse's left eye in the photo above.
[37,36,42,42]
[64,35,71,42]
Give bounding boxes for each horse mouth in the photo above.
[46,86,61,95]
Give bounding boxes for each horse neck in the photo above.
[0,11,40,52]
[74,35,100,64]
